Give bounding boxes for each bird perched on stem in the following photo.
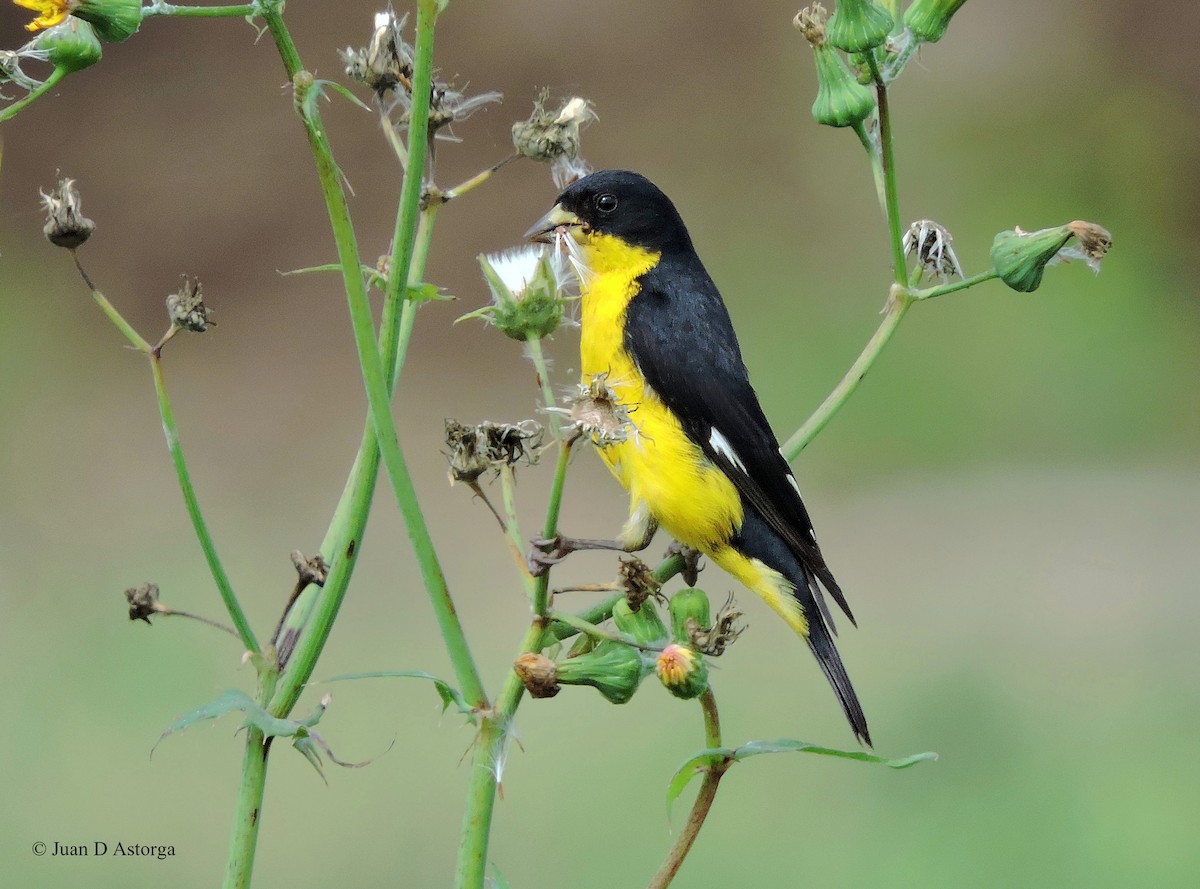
[525,170,870,744]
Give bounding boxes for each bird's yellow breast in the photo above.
[576,233,744,552]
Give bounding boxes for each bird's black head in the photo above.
[525,170,693,255]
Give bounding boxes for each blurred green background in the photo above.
[2,2,1198,887]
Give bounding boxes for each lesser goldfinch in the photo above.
[526,170,870,744]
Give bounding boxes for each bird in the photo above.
[524,170,871,745]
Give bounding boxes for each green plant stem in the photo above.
[525,333,559,418]
[546,593,624,641]
[150,355,260,652]
[261,1,486,708]
[442,154,518,202]
[867,53,906,287]
[222,731,270,889]
[498,465,537,601]
[912,269,998,300]
[781,291,911,460]
[455,433,577,888]
[647,690,728,889]
[549,610,661,651]
[71,253,152,352]
[143,2,259,17]
[0,66,65,124]
[779,52,913,462]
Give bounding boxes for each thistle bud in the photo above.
[904,0,969,44]
[468,246,567,341]
[655,643,710,700]
[825,0,894,54]
[32,18,102,72]
[668,588,712,645]
[554,642,649,705]
[612,598,669,648]
[797,6,876,129]
[990,221,1112,293]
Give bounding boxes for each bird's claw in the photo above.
[665,541,704,586]
[527,534,572,577]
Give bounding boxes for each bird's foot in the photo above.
[664,541,704,586]
[527,534,624,577]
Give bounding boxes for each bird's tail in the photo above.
[793,565,872,746]
[805,611,872,747]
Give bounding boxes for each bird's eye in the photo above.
[596,193,618,213]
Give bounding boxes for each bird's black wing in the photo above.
[624,256,856,626]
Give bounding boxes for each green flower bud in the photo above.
[468,247,567,341]
[797,8,876,129]
[904,0,968,44]
[612,598,669,648]
[826,0,894,54]
[556,642,649,705]
[990,221,1112,293]
[811,42,876,128]
[668,588,712,645]
[655,643,709,700]
[74,0,141,43]
[33,18,101,73]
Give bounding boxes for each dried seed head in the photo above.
[794,3,829,45]
[617,556,662,612]
[40,176,95,249]
[125,581,163,624]
[512,91,596,188]
[903,219,964,281]
[444,419,544,484]
[686,593,746,657]
[166,275,214,332]
[513,653,560,698]
[564,373,634,448]
[1060,220,1113,271]
[290,550,329,588]
[341,9,413,101]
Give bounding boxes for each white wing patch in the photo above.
[709,427,747,473]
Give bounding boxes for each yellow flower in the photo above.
[14,0,76,32]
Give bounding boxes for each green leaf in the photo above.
[323,670,477,724]
[665,748,734,816]
[407,282,453,303]
[487,862,513,889]
[153,690,311,756]
[666,739,937,817]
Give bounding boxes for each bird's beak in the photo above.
[524,203,582,243]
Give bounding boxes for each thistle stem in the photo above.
[150,355,260,652]
[647,690,729,889]
[867,53,907,287]
[221,732,270,889]
[143,2,259,17]
[0,66,65,124]
[524,333,560,435]
[781,291,911,460]
[911,269,998,300]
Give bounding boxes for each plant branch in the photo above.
[867,53,906,287]
[911,269,998,300]
[149,355,260,652]
[221,731,270,889]
[781,290,911,460]
[0,66,65,124]
[261,0,486,709]
[647,689,729,889]
[143,2,259,17]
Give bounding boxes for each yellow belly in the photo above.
[574,232,808,637]
[576,235,743,552]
